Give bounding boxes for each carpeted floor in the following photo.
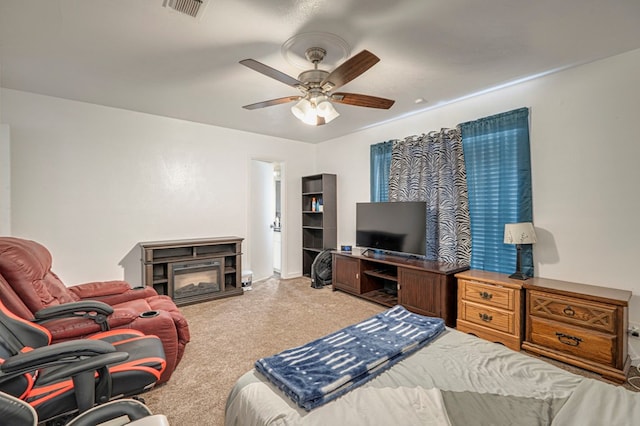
[143,275,639,425]
[143,276,384,425]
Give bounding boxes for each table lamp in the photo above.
[504,222,537,280]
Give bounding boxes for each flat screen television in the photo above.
[356,201,427,257]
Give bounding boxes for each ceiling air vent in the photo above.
[163,0,207,19]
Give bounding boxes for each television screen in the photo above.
[356,201,427,256]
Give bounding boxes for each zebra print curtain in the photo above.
[388,128,470,264]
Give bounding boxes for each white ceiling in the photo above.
[1,0,640,143]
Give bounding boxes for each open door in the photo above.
[249,160,281,282]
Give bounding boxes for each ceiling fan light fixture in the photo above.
[323,107,340,123]
[316,100,340,123]
[291,98,309,120]
[315,99,331,116]
[291,98,317,125]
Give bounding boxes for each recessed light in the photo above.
[414,98,427,104]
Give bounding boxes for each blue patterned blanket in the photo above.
[254,305,445,410]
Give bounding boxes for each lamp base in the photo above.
[509,272,530,280]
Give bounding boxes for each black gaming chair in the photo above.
[0,299,166,423]
[0,390,169,425]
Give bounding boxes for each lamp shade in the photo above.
[291,98,317,125]
[504,222,537,245]
[291,98,310,119]
[316,99,333,116]
[317,100,340,123]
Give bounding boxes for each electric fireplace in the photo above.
[140,237,244,306]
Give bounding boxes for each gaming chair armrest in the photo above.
[0,339,119,375]
[0,342,128,410]
[37,352,129,386]
[35,301,114,331]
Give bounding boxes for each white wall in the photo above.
[317,48,640,322]
[1,89,315,284]
[0,125,10,235]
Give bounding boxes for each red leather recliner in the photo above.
[0,237,190,384]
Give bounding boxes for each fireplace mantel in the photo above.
[140,237,244,306]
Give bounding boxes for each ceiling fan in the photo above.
[239,47,395,126]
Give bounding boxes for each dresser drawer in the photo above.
[529,316,615,366]
[459,300,514,334]
[460,279,515,310]
[528,290,616,334]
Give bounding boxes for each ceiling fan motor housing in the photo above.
[298,69,329,86]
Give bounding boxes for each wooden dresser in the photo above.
[521,277,631,383]
[456,270,525,351]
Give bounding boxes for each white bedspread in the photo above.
[225,328,640,426]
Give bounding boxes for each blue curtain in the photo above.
[370,141,393,202]
[460,107,533,276]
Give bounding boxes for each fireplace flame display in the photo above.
[171,260,222,302]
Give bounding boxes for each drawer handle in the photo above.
[478,313,493,322]
[479,291,493,300]
[555,332,582,347]
[563,306,575,317]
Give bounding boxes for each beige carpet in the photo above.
[143,276,384,425]
[143,275,639,425]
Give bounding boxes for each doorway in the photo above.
[273,165,282,274]
[249,160,284,283]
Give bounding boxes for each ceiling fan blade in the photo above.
[242,96,301,110]
[239,59,302,88]
[320,50,380,90]
[331,93,395,109]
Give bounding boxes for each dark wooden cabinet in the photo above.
[302,174,336,276]
[332,249,468,327]
[398,267,442,318]
[333,254,360,294]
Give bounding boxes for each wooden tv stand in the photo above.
[332,249,468,327]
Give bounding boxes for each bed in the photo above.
[225,307,640,426]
